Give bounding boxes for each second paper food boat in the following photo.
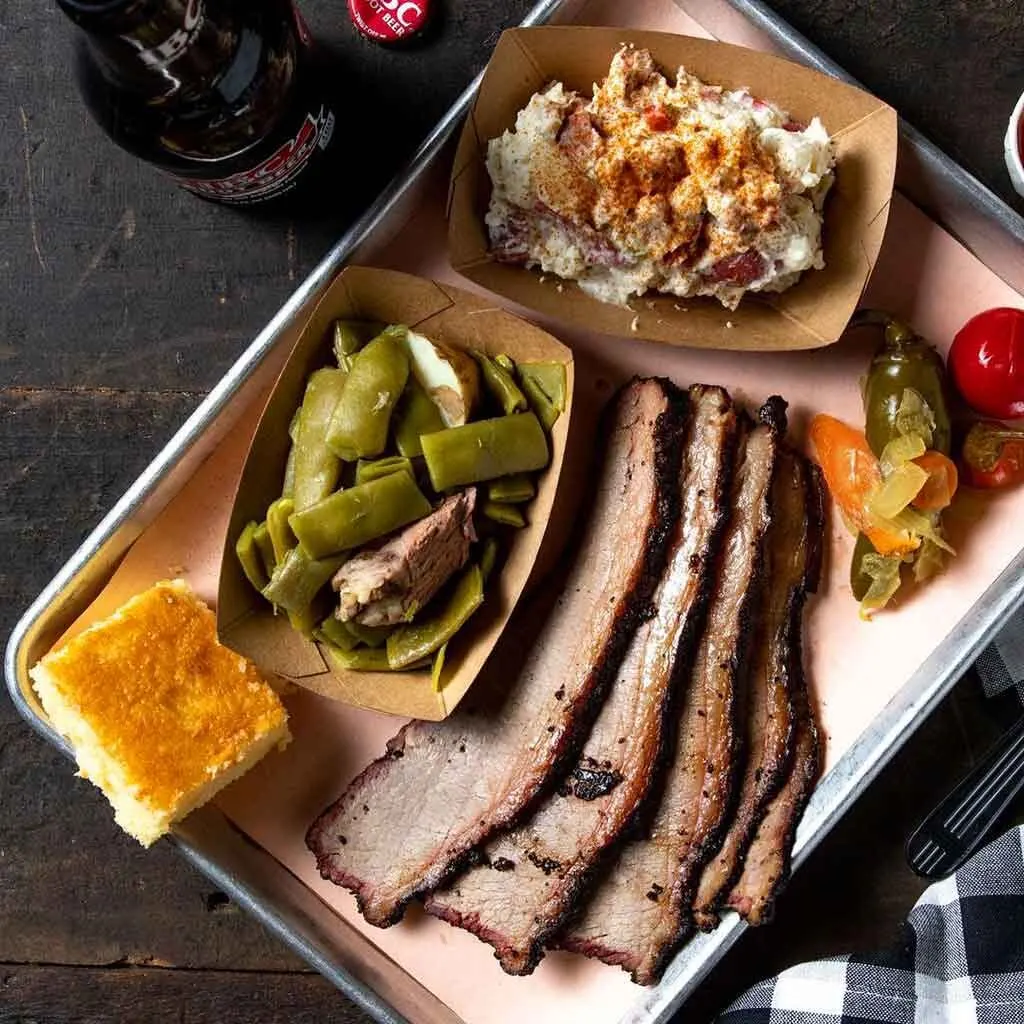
[448,26,899,351]
[217,267,574,721]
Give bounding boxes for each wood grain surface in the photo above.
[2,1,1023,1022]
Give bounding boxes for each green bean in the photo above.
[473,351,526,415]
[282,408,301,498]
[287,606,319,639]
[431,540,499,690]
[261,545,345,615]
[421,412,549,492]
[288,470,432,559]
[332,319,379,361]
[355,455,414,486]
[323,643,391,672]
[519,375,560,432]
[480,537,499,585]
[236,521,269,593]
[519,362,566,411]
[430,643,447,692]
[252,522,276,578]
[326,327,409,461]
[323,643,430,673]
[487,474,535,503]
[386,564,484,669]
[393,377,445,458]
[282,443,297,499]
[314,615,359,652]
[495,353,516,374]
[343,620,393,648]
[482,500,526,528]
[292,368,347,511]
[266,497,297,562]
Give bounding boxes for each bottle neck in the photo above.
[59,0,240,105]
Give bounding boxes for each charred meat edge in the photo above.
[692,445,818,927]
[560,399,781,984]
[726,457,825,926]
[642,401,782,984]
[304,377,687,927]
[424,385,735,975]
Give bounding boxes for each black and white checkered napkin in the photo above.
[975,603,1024,707]
[716,609,1024,1022]
[718,824,1024,1023]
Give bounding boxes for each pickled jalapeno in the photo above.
[856,310,951,455]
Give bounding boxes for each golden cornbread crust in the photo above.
[30,580,289,845]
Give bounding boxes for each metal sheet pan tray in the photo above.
[8,0,1024,1021]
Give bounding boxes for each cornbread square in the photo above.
[29,579,290,846]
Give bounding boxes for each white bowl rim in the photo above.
[1004,89,1024,196]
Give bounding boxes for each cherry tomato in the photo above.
[961,420,1024,489]
[948,307,1024,419]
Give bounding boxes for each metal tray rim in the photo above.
[7,1,1024,1021]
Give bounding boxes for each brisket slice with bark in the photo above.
[726,457,825,927]
[560,403,781,985]
[306,378,686,928]
[692,445,818,927]
[424,385,737,975]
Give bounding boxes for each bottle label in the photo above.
[132,0,206,69]
[172,104,337,204]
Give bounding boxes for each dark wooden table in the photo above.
[3,1,1024,1021]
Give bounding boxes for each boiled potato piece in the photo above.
[404,330,479,427]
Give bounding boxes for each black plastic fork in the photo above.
[906,713,1024,879]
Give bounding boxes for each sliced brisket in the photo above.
[332,488,477,627]
[306,378,686,928]
[560,408,779,985]
[726,457,825,926]
[424,386,737,975]
[693,446,817,927]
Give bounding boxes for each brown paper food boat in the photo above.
[217,266,574,721]
[448,26,898,351]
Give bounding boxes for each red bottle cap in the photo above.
[347,0,430,44]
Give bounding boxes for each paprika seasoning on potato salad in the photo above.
[485,44,836,310]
